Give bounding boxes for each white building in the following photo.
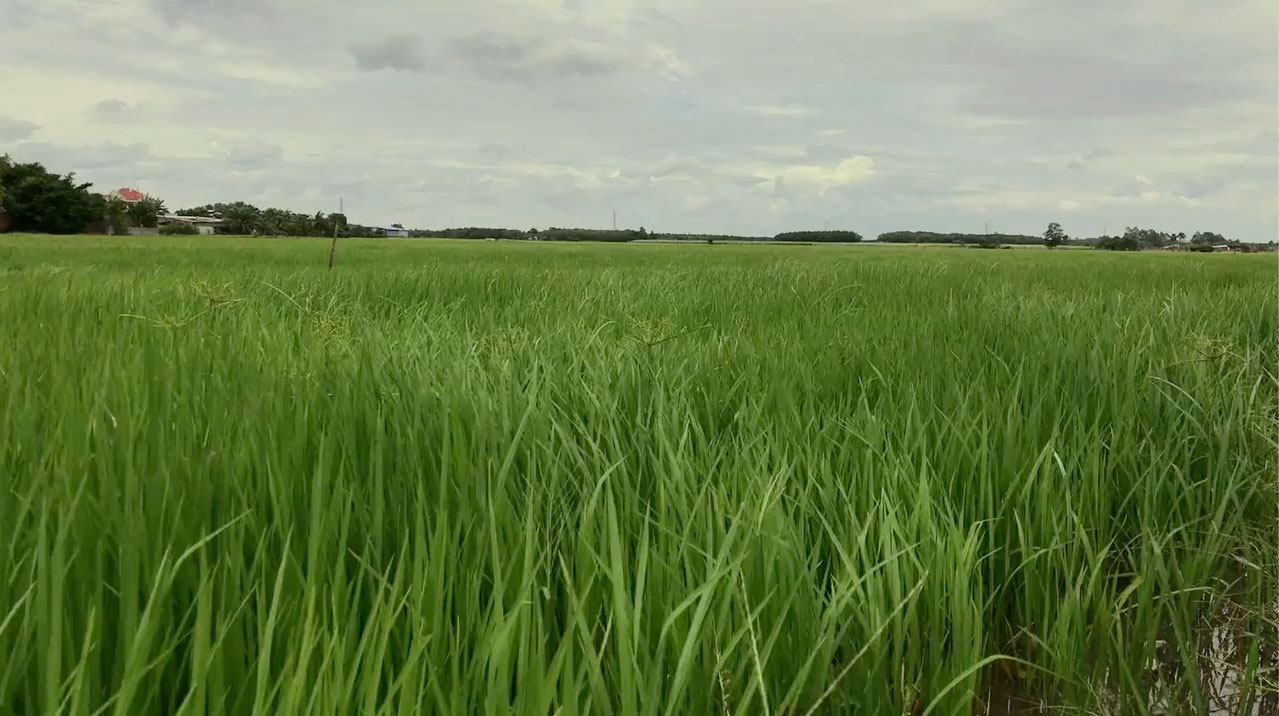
[158,214,225,235]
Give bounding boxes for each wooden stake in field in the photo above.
[328,196,343,269]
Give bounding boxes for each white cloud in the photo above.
[772,156,877,194]
[745,104,815,117]
[641,44,693,82]
[684,194,711,212]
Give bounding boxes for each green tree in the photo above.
[331,213,349,236]
[126,195,166,228]
[1191,231,1226,246]
[104,198,130,235]
[0,154,10,205]
[1043,222,1068,248]
[1124,227,1160,249]
[312,212,349,238]
[0,154,10,232]
[1096,234,1142,251]
[218,203,260,235]
[0,161,104,234]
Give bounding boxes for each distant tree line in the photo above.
[404,227,863,243]
[877,231,1046,245]
[176,203,365,237]
[650,232,772,243]
[535,227,650,242]
[1189,231,1227,246]
[409,227,663,242]
[774,230,863,242]
[1089,228,1185,251]
[409,227,529,240]
[874,225,1275,252]
[1085,227,1259,251]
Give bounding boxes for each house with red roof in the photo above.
[107,187,144,203]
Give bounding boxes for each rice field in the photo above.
[0,235,1275,715]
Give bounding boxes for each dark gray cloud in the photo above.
[224,140,284,168]
[1172,176,1228,200]
[92,99,130,114]
[925,3,1276,122]
[9,141,151,173]
[351,34,428,73]
[0,116,39,142]
[953,45,1252,119]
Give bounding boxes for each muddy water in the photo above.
[975,615,1278,715]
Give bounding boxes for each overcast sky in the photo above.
[2,0,1275,239]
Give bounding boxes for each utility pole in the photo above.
[612,209,617,231]
[328,196,342,269]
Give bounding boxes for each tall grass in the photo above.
[0,236,1275,715]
